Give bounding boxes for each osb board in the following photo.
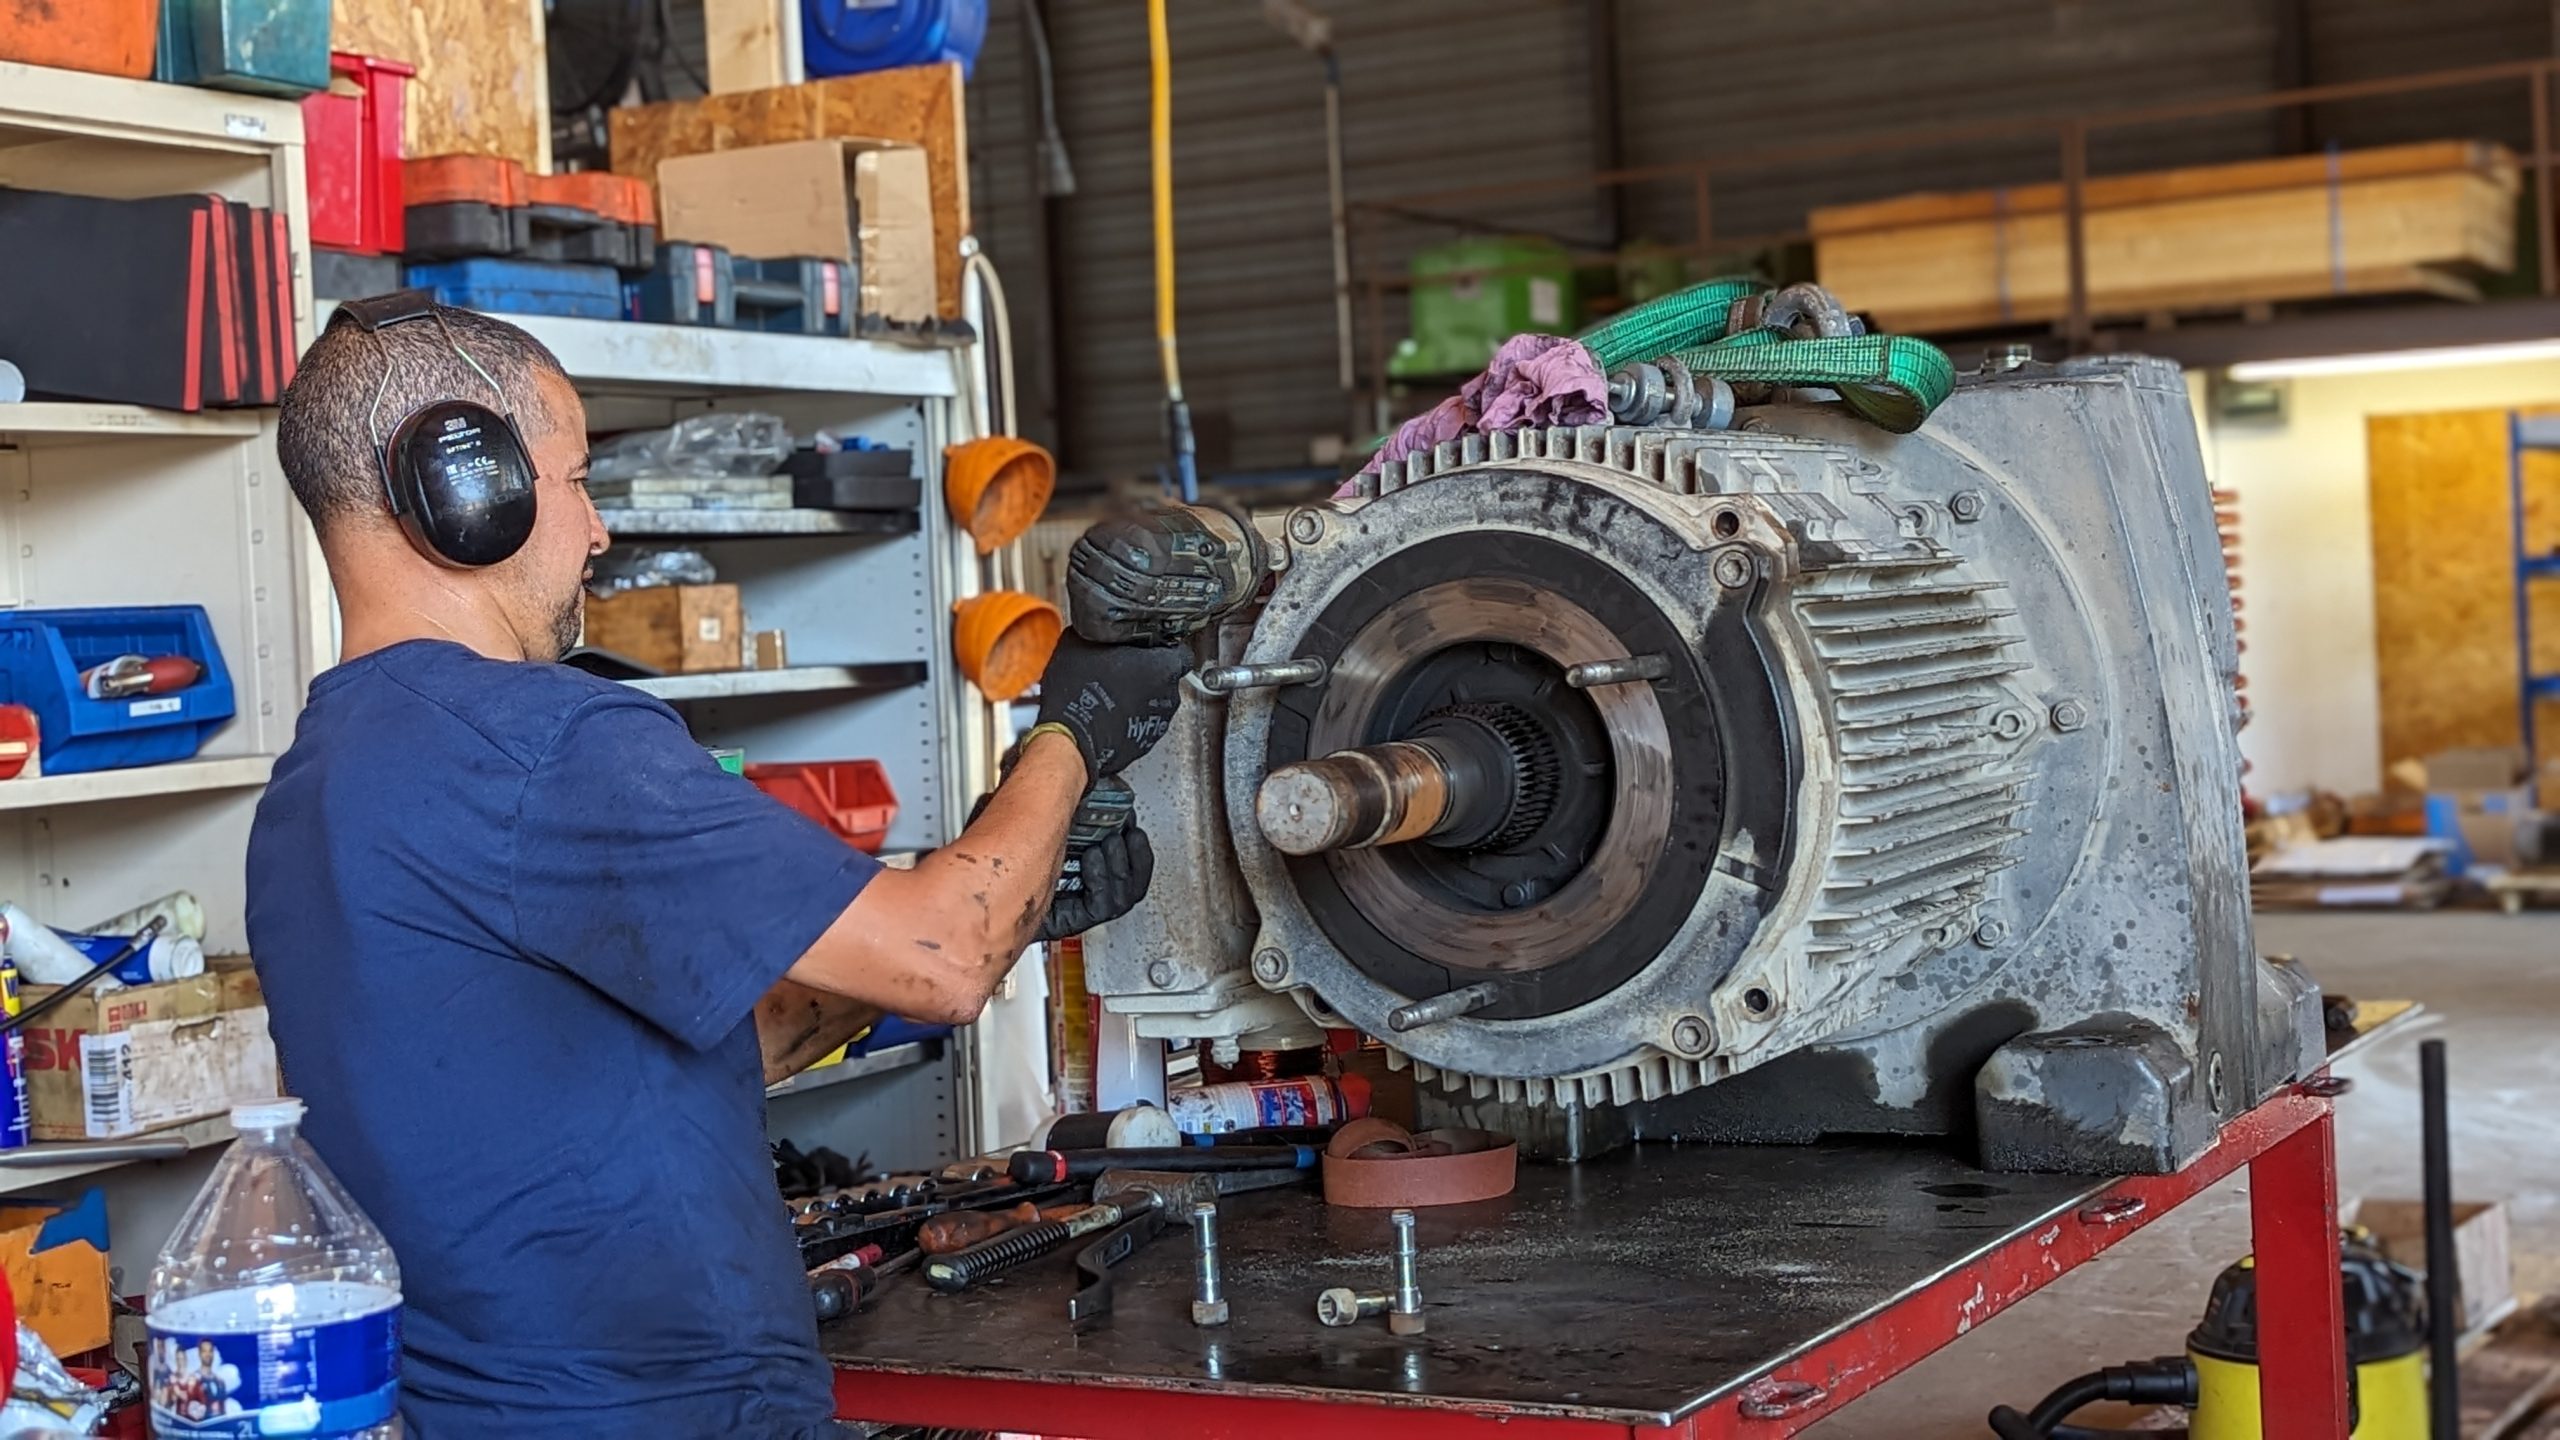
[608,65,971,318]
[1816,164,2514,331]
[2368,409,2560,778]
[333,0,549,172]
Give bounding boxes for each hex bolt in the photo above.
[1950,491,1986,523]
[1973,918,2011,948]
[1146,960,1177,988]
[1670,1015,1713,1058]
[1316,1287,1390,1327]
[1388,982,1499,1034]
[1190,1202,1230,1327]
[1388,1209,1426,1336]
[1564,654,1671,690]
[1251,948,1289,985]
[1287,508,1326,545]
[1713,550,1755,590]
[2050,699,2090,732]
[1196,657,1329,694]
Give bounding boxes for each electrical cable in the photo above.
[0,916,167,1036]
[965,247,1018,439]
[1145,0,1198,502]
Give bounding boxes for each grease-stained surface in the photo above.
[828,1141,2104,1425]
[1810,909,2560,1437]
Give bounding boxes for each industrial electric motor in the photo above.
[1086,355,2322,1173]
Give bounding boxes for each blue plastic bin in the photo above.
[405,259,622,320]
[0,607,236,775]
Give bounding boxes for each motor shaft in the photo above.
[1256,740,1456,855]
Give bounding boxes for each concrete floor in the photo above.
[1810,909,2560,1438]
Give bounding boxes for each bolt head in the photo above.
[1251,948,1288,984]
[1146,960,1178,988]
[1388,1309,1428,1337]
[1499,881,1535,909]
[1973,918,2011,948]
[1192,1299,1231,1327]
[1287,507,1325,545]
[1670,1015,1712,1057]
[2050,699,2089,732]
[1390,1208,1417,1230]
[1316,1287,1363,1326]
[1990,707,2033,741]
[1713,550,1754,589]
[1950,490,1986,522]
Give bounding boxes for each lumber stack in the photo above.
[2250,835,2453,910]
[1811,141,2519,332]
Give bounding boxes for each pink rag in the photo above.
[1352,334,1608,490]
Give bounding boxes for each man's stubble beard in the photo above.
[546,587,583,661]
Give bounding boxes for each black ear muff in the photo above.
[380,397,539,568]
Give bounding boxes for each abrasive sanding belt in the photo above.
[1578,277,1957,435]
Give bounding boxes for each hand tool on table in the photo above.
[1008,1143,1319,1186]
[917,1201,1088,1255]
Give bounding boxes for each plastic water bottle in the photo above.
[148,1099,403,1438]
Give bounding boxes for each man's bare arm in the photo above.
[755,980,882,1086]
[780,729,1084,1023]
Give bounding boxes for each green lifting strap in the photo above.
[1579,277,1958,435]
[1672,331,1956,436]
[1578,276,1761,369]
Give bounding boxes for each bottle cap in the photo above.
[231,1098,306,1130]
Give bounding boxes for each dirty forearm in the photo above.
[922,729,1084,981]
[755,979,884,1085]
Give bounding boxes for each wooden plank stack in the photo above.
[1812,141,2519,332]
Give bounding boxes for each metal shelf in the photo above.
[0,1113,233,1197]
[474,314,959,400]
[766,1039,943,1100]
[624,662,928,702]
[0,404,263,445]
[599,507,920,539]
[0,755,275,811]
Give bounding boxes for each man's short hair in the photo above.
[278,303,566,534]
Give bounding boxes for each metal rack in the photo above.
[2508,413,2560,761]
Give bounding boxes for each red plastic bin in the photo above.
[301,52,414,254]
[746,760,897,853]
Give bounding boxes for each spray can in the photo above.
[0,955,30,1151]
[1166,1074,1370,1136]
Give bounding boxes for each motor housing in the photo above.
[1087,354,2321,1172]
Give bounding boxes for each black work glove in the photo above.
[1033,633,1191,778]
[1041,823,1155,940]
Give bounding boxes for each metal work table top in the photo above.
[823,1140,2111,1428]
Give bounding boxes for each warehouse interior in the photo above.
[2,0,2559,1436]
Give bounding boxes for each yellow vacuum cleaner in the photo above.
[1988,1232,2427,1439]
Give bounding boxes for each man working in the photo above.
[247,295,1191,1438]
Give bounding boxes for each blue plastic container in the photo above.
[853,1015,952,1056]
[405,258,622,320]
[802,0,985,79]
[0,606,235,775]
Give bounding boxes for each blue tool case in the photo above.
[0,606,236,774]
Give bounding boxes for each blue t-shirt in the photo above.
[246,639,879,1439]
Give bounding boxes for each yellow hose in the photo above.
[1148,0,1183,399]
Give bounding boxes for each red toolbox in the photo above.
[746,760,898,853]
[301,52,413,254]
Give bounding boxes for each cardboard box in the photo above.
[2354,1197,2515,1336]
[750,629,788,670]
[583,583,744,674]
[0,1189,110,1357]
[21,972,279,1141]
[655,138,934,323]
[2424,746,2529,792]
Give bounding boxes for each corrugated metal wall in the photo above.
[809,0,2560,485]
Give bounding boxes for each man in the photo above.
[247,301,1189,1438]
